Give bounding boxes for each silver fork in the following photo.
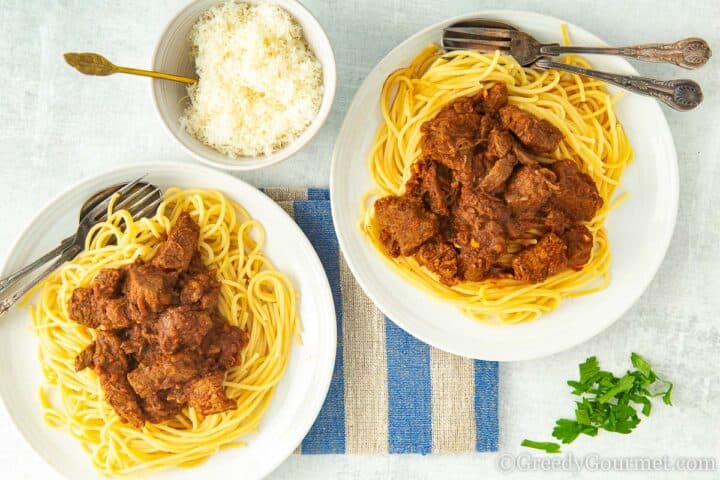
[0,178,163,317]
[442,26,705,111]
[443,27,711,69]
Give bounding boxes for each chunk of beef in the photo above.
[563,225,594,269]
[504,165,555,217]
[93,331,144,427]
[93,331,129,376]
[95,297,132,330]
[544,209,568,235]
[433,111,498,188]
[374,195,439,257]
[172,372,236,416]
[92,269,125,298]
[487,128,515,159]
[506,208,568,239]
[511,233,568,283]
[457,246,491,282]
[124,263,177,319]
[456,187,510,226]
[479,127,524,194]
[152,212,200,271]
[186,252,206,274]
[405,158,451,215]
[127,350,199,400]
[139,391,182,424]
[70,272,132,330]
[120,323,147,357]
[74,342,95,371]
[180,270,220,310]
[203,320,247,371]
[506,217,542,240]
[514,145,538,166]
[476,221,507,258]
[479,152,517,194]
[549,160,603,222]
[480,82,508,113]
[499,105,563,154]
[453,220,507,280]
[453,153,485,188]
[415,240,458,286]
[421,97,483,171]
[100,377,146,428]
[70,285,132,330]
[157,307,214,354]
[68,287,98,328]
[479,114,498,142]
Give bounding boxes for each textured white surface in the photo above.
[0,0,718,479]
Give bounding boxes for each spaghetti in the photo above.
[361,37,633,324]
[28,188,299,476]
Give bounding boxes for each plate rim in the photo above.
[0,161,337,479]
[329,9,679,361]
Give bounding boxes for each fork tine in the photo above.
[443,42,510,52]
[118,186,162,217]
[130,196,162,220]
[83,176,146,221]
[443,43,504,53]
[84,188,161,244]
[443,45,464,52]
[108,176,146,202]
[90,184,151,223]
[112,183,155,213]
[443,37,511,49]
[131,197,162,221]
[444,26,513,39]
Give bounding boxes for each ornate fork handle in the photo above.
[541,37,712,70]
[0,236,74,293]
[0,243,82,318]
[534,59,703,111]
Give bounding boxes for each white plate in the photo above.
[330,10,678,361]
[0,162,336,479]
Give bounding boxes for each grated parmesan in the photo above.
[180,2,323,158]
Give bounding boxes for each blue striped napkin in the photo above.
[265,188,498,455]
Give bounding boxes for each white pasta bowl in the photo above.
[151,0,336,171]
[330,11,679,360]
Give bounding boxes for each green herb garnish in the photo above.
[520,439,561,453]
[522,353,673,453]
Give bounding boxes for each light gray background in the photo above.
[1,1,718,478]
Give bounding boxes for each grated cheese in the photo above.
[180,2,323,158]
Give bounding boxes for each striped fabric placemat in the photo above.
[265,187,499,455]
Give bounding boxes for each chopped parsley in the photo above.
[522,353,673,453]
[520,439,561,453]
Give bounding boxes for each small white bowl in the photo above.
[151,0,337,171]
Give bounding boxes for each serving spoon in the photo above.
[0,179,162,317]
[64,52,197,85]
